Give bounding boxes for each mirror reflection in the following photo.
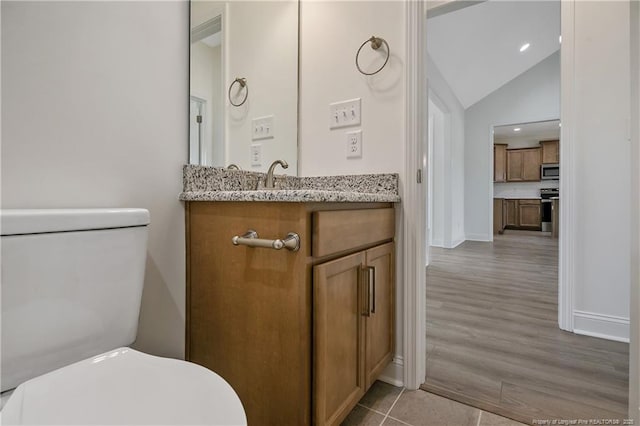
[189,1,299,174]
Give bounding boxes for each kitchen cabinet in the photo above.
[493,198,505,234]
[540,139,559,164]
[314,242,394,425]
[506,148,542,181]
[504,199,519,228]
[186,202,395,426]
[518,200,542,229]
[494,144,508,182]
[500,199,542,230]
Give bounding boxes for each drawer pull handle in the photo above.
[367,266,376,314]
[232,230,300,252]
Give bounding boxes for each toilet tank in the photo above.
[1,209,150,392]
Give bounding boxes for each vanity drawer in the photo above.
[312,208,395,257]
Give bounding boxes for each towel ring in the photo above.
[355,36,390,76]
[228,77,248,107]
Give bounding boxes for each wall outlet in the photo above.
[252,115,275,140]
[250,143,262,166]
[330,98,361,129]
[346,130,362,158]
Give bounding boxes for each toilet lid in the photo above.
[1,348,246,425]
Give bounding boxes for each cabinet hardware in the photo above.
[232,229,300,252]
[361,265,371,317]
[367,266,376,314]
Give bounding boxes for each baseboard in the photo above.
[430,239,444,248]
[378,356,404,387]
[464,233,491,242]
[573,310,630,342]
[448,237,465,248]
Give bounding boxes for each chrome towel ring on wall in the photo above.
[355,36,390,76]
[228,77,248,107]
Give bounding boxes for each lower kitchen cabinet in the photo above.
[501,199,542,230]
[314,242,394,426]
[518,200,542,229]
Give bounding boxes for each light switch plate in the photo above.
[346,130,362,158]
[330,98,361,129]
[252,115,275,141]
[250,143,262,166]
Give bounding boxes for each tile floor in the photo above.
[342,381,526,426]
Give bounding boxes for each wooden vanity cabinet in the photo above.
[314,242,394,426]
[185,202,395,426]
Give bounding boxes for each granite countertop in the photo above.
[180,165,401,203]
[494,197,542,200]
[180,189,400,203]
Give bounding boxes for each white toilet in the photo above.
[0,208,246,425]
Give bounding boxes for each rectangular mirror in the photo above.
[190,1,299,174]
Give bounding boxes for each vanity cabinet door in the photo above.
[364,243,395,389]
[314,252,366,426]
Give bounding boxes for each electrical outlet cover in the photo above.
[346,130,362,158]
[250,143,262,166]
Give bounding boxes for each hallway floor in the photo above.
[421,231,629,424]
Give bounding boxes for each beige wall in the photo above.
[1,1,188,359]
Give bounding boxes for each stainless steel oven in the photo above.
[540,188,559,232]
[541,164,560,180]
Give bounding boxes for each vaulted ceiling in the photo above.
[427,0,560,109]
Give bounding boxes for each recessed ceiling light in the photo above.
[514,128,521,132]
[519,43,530,52]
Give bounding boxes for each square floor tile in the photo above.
[358,381,403,414]
[388,390,480,426]
[341,405,386,426]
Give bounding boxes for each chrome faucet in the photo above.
[227,163,242,171]
[264,160,288,189]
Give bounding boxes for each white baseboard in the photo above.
[378,356,404,388]
[448,237,465,248]
[465,233,491,242]
[430,239,444,248]
[573,310,630,343]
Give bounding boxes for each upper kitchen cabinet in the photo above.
[494,144,508,182]
[540,139,559,164]
[507,147,541,182]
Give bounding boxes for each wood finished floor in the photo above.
[422,230,629,425]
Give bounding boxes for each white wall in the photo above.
[427,55,465,248]
[465,51,560,241]
[1,1,188,359]
[225,1,298,173]
[564,1,631,340]
[629,0,639,419]
[299,0,406,385]
[299,1,405,177]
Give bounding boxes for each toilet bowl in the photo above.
[2,348,246,425]
[0,209,246,425]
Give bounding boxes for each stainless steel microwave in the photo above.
[541,164,560,180]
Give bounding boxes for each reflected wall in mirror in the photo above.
[190,1,299,174]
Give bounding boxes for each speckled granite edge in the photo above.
[179,189,400,203]
[181,165,400,203]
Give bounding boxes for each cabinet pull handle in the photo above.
[231,230,300,252]
[361,266,370,317]
[367,266,376,315]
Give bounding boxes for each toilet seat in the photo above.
[1,348,246,425]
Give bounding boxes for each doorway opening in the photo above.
[423,1,629,423]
